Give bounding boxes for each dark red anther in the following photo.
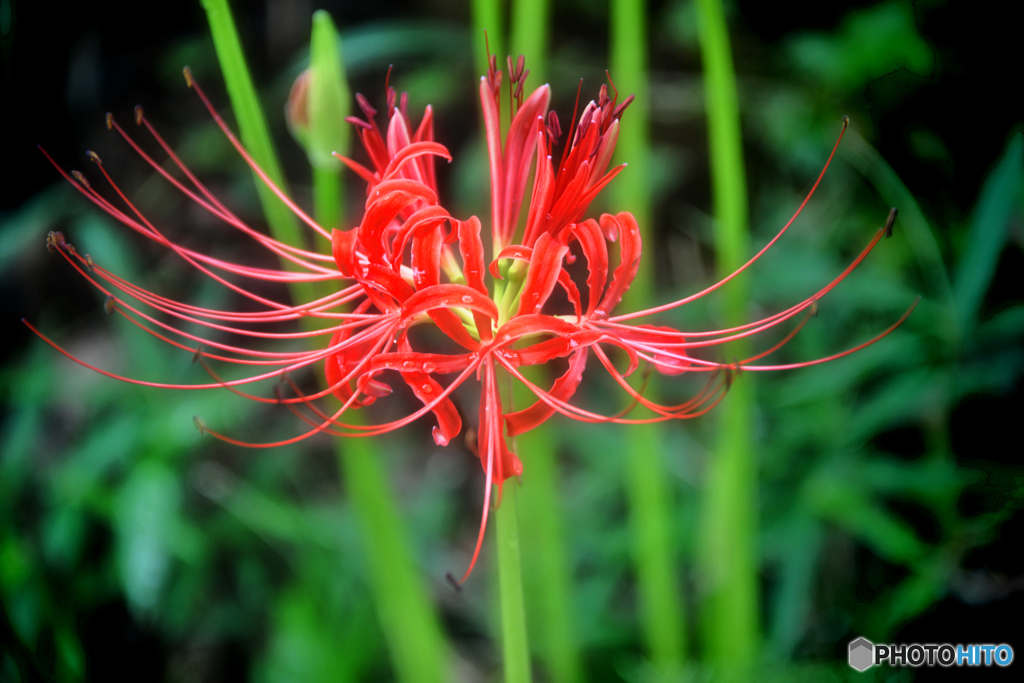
[885,207,898,238]
[344,116,373,130]
[71,171,90,189]
[605,70,619,100]
[134,105,144,125]
[514,71,527,101]
[612,94,635,121]
[104,296,117,315]
[574,108,595,146]
[105,112,113,130]
[355,93,377,120]
[386,86,396,116]
[445,571,463,592]
[46,230,63,253]
[546,111,562,143]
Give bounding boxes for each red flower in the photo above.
[28,60,914,582]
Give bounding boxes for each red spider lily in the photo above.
[27,59,916,584]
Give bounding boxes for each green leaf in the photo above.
[201,0,313,303]
[954,131,1024,332]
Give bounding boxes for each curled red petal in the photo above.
[456,216,493,342]
[362,264,415,308]
[505,348,589,436]
[569,219,609,317]
[390,205,450,270]
[331,228,360,277]
[367,351,475,375]
[409,217,444,289]
[401,284,498,327]
[518,231,568,316]
[494,313,580,347]
[397,336,462,446]
[517,329,604,366]
[381,140,451,183]
[594,212,642,318]
[489,244,532,279]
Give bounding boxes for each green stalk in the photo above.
[472,4,536,681]
[510,2,580,681]
[694,0,759,672]
[497,367,531,683]
[611,0,686,676]
[313,166,342,237]
[514,373,580,683]
[496,484,531,683]
[203,5,448,681]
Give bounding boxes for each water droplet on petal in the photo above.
[422,362,436,373]
[421,383,433,394]
[461,295,474,304]
[402,360,416,370]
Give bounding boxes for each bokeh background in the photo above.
[2,0,1022,681]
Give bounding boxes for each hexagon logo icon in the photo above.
[848,637,874,671]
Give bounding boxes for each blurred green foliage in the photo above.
[2,0,1022,681]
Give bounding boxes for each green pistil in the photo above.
[498,259,529,326]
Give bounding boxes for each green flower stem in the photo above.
[496,483,531,683]
[202,5,448,681]
[694,0,759,671]
[312,165,342,239]
[611,0,686,676]
[510,2,581,680]
[515,371,581,683]
[497,367,531,683]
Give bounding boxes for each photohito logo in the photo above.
[848,637,1014,670]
